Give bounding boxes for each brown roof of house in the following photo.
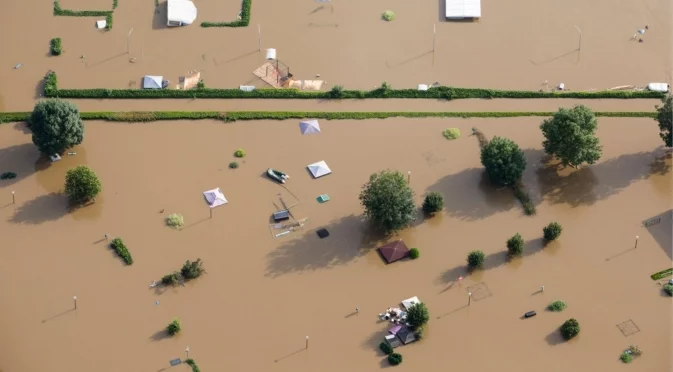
[377,240,410,264]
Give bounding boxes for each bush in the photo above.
[196,79,205,89]
[651,268,673,280]
[234,148,246,158]
[560,318,580,340]
[181,259,205,280]
[506,233,524,256]
[664,284,673,296]
[406,303,429,330]
[166,318,182,336]
[467,250,485,269]
[161,272,182,286]
[359,170,415,234]
[409,248,420,259]
[64,166,102,204]
[382,10,396,21]
[655,96,672,147]
[200,0,251,27]
[480,136,527,187]
[30,99,84,155]
[185,359,201,372]
[540,105,602,168]
[229,161,239,169]
[387,352,403,365]
[0,172,17,180]
[443,128,461,140]
[513,183,536,215]
[109,238,133,265]
[165,213,184,228]
[620,352,632,363]
[329,85,345,99]
[543,222,563,242]
[547,300,567,312]
[50,38,62,56]
[44,71,58,96]
[379,341,393,355]
[422,192,444,215]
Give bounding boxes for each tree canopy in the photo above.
[64,166,101,203]
[30,99,84,155]
[480,136,527,186]
[359,170,415,234]
[655,96,672,147]
[406,303,429,330]
[540,105,602,168]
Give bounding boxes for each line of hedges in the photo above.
[42,72,664,100]
[201,0,251,27]
[110,238,133,265]
[53,0,114,30]
[0,111,657,124]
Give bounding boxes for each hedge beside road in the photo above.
[201,0,251,27]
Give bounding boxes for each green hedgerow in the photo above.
[382,10,396,21]
[443,128,461,140]
[663,283,673,296]
[0,172,17,180]
[166,318,182,336]
[165,213,184,229]
[50,38,62,56]
[409,248,420,259]
[506,233,524,256]
[379,341,393,355]
[467,250,485,269]
[543,222,563,242]
[329,85,345,99]
[185,359,201,372]
[547,300,567,312]
[234,148,246,158]
[109,237,133,265]
[422,192,444,215]
[387,352,403,365]
[229,161,239,169]
[560,318,580,340]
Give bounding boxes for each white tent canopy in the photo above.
[401,296,422,310]
[307,160,332,178]
[446,0,481,19]
[143,75,163,89]
[167,0,197,26]
[299,120,321,135]
[203,188,228,208]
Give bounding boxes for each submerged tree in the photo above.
[655,96,672,147]
[540,105,602,168]
[480,136,527,186]
[64,166,102,204]
[29,99,84,155]
[359,170,415,234]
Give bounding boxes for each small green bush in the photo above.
[0,172,17,180]
[547,300,567,312]
[165,213,184,228]
[620,352,632,363]
[387,352,403,365]
[560,318,580,340]
[110,238,133,265]
[663,284,673,296]
[161,272,182,286]
[329,85,345,99]
[234,148,246,158]
[506,233,524,256]
[467,250,485,269]
[185,359,201,372]
[543,222,563,242]
[443,128,461,140]
[65,166,102,204]
[422,192,444,215]
[379,341,393,355]
[166,318,182,336]
[409,248,420,259]
[181,259,205,280]
[382,10,396,21]
[229,161,239,169]
[196,79,205,89]
[50,38,62,56]
[513,183,536,215]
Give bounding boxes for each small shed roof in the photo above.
[377,240,410,264]
[299,119,321,135]
[203,187,227,208]
[385,334,402,348]
[396,326,418,345]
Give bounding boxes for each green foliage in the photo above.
[409,248,420,259]
[506,233,524,256]
[540,105,602,168]
[359,170,415,234]
[109,237,133,265]
[620,352,632,363]
[201,0,251,27]
[181,259,205,280]
[651,268,673,280]
[543,222,563,242]
[547,300,567,312]
[112,0,118,9]
[480,136,526,186]
[50,38,62,56]
[53,0,113,17]
[234,148,246,158]
[422,192,444,215]
[379,341,393,355]
[406,303,429,330]
[512,183,536,215]
[443,128,461,140]
[161,272,181,286]
[166,318,182,336]
[655,96,672,147]
[105,14,113,30]
[467,250,485,269]
[196,79,205,89]
[185,359,201,372]
[44,71,58,97]
[387,352,403,365]
[0,172,17,180]
[329,85,345,99]
[30,99,84,155]
[664,284,673,296]
[165,213,184,228]
[382,10,396,21]
[64,166,102,204]
[560,318,580,340]
[229,161,239,169]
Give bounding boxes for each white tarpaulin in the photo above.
[203,188,228,208]
[167,0,197,26]
[307,161,332,178]
[143,75,163,89]
[401,296,421,310]
[648,83,669,93]
[299,120,321,135]
[446,0,481,19]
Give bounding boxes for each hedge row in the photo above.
[53,0,114,30]
[42,72,664,100]
[110,238,133,265]
[201,0,251,27]
[651,268,673,280]
[0,111,657,124]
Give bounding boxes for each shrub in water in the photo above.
[30,99,84,155]
[443,128,461,140]
[422,192,444,215]
[480,136,526,187]
[620,352,632,363]
[64,166,102,204]
[185,358,201,372]
[196,79,205,89]
[506,233,524,257]
[0,172,17,180]
[50,37,62,56]
[329,85,345,99]
[229,161,239,169]
[387,352,403,365]
[406,303,429,330]
[547,300,567,312]
[161,272,182,286]
[467,250,485,269]
[382,10,396,21]
[359,170,415,234]
[181,259,205,280]
[560,318,580,340]
[165,213,184,229]
[409,248,420,259]
[234,148,246,158]
[543,222,563,242]
[379,341,393,355]
[109,237,133,265]
[663,283,673,296]
[166,318,182,336]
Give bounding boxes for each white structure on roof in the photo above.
[167,0,197,26]
[445,0,481,19]
[307,161,332,178]
[401,296,422,310]
[143,75,163,89]
[299,120,321,135]
[203,188,228,208]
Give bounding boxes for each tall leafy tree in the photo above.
[480,136,527,186]
[540,105,602,168]
[655,96,672,147]
[30,99,84,155]
[359,170,415,234]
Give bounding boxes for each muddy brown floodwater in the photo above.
[0,117,671,372]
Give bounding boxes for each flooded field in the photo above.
[1,0,671,111]
[0,117,670,372]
